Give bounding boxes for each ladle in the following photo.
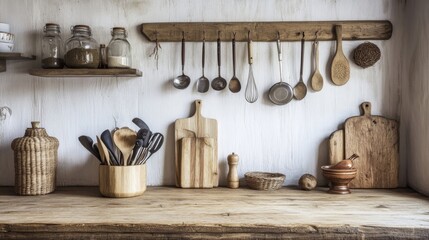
[211,32,227,91]
[197,36,209,93]
[173,32,190,89]
[228,33,241,93]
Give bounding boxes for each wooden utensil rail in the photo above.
[141,21,392,42]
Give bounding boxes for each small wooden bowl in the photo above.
[321,165,357,194]
[99,164,146,198]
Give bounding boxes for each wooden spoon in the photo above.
[96,136,111,166]
[330,25,350,86]
[113,127,137,166]
[310,40,323,91]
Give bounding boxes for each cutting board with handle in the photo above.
[180,137,214,188]
[175,100,218,188]
[344,102,399,188]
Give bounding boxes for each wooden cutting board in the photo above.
[175,100,218,188]
[328,129,344,165]
[180,137,214,188]
[344,102,399,188]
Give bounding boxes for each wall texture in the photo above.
[0,0,405,186]
[401,0,429,196]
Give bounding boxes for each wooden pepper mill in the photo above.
[227,152,239,189]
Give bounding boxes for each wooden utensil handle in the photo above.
[335,25,343,50]
[248,39,253,64]
[314,41,319,70]
[194,100,202,117]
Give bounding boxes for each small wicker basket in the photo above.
[11,122,59,195]
[245,172,285,190]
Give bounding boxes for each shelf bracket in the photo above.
[141,21,392,42]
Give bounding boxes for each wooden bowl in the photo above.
[321,165,357,194]
[99,164,146,198]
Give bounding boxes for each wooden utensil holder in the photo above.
[99,164,146,198]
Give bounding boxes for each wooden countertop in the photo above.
[0,187,428,239]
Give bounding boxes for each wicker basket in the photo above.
[353,42,381,68]
[11,121,59,195]
[245,172,285,190]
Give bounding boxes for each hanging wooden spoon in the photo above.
[330,25,350,86]
[310,37,323,92]
[113,127,137,166]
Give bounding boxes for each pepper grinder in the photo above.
[227,152,239,188]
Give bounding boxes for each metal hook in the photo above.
[217,30,221,39]
[302,31,305,39]
[203,31,206,41]
[233,32,236,40]
[248,30,251,40]
[315,30,320,42]
[182,31,185,39]
[277,31,281,40]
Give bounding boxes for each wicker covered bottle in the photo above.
[11,121,59,195]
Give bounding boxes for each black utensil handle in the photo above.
[182,35,185,71]
[232,38,236,75]
[300,37,304,77]
[202,39,205,68]
[217,37,221,67]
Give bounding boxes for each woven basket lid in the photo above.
[11,121,59,151]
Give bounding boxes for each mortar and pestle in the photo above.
[321,154,359,194]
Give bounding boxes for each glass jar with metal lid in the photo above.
[64,25,100,68]
[107,27,131,68]
[41,23,64,69]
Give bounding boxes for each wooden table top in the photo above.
[0,187,428,239]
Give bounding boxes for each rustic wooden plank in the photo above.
[345,102,399,188]
[0,187,428,239]
[28,68,142,77]
[0,52,36,60]
[328,130,344,165]
[141,21,393,42]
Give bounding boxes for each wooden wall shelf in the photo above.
[141,21,393,42]
[0,52,36,72]
[29,68,142,77]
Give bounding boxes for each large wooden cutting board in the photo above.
[180,137,214,188]
[344,102,399,188]
[175,100,218,187]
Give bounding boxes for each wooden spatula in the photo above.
[113,127,137,166]
[331,25,350,86]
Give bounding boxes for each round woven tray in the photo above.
[353,42,381,68]
[245,172,285,190]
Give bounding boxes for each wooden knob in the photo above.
[31,121,41,129]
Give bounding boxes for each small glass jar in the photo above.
[41,23,64,69]
[107,27,131,68]
[64,25,100,68]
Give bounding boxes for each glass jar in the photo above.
[107,27,131,68]
[41,23,64,69]
[64,25,100,68]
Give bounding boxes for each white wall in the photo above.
[401,0,429,196]
[0,0,405,186]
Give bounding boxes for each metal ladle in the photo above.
[229,33,241,93]
[211,32,227,91]
[197,36,209,93]
[173,32,190,89]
